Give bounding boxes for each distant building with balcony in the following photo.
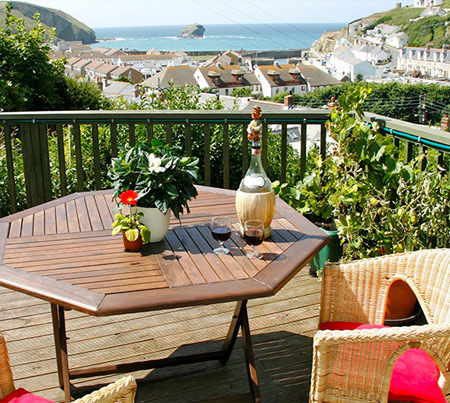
[195,65,261,96]
[254,64,308,97]
[414,0,443,6]
[397,46,450,77]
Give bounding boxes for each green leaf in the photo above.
[111,226,122,236]
[125,228,139,242]
[140,226,150,243]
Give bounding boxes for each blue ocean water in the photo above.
[93,23,345,52]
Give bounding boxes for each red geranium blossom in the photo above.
[120,190,138,206]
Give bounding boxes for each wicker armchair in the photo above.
[0,332,137,403]
[309,249,450,403]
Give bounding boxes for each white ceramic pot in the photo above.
[132,206,171,243]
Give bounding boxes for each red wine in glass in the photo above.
[244,219,264,259]
[211,216,232,255]
[212,227,232,242]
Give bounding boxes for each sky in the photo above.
[15,0,414,28]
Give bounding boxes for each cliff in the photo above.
[0,1,96,44]
[180,23,205,38]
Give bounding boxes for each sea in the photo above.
[92,23,346,53]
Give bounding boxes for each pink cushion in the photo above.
[319,322,446,403]
[0,388,54,403]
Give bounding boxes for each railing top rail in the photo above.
[364,112,450,151]
[0,109,331,124]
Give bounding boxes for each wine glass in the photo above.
[244,219,264,259]
[211,216,232,255]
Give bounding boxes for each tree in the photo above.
[231,87,252,97]
[0,3,67,111]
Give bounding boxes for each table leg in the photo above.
[51,303,71,403]
[241,305,262,403]
[220,300,245,365]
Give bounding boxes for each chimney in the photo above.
[284,95,294,109]
[134,85,141,98]
[395,2,402,8]
[96,76,103,90]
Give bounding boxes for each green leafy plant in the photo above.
[110,139,200,219]
[111,190,150,243]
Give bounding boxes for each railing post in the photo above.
[204,124,211,186]
[223,121,229,189]
[19,123,52,207]
[262,120,268,173]
[3,125,17,213]
[242,123,248,176]
[300,121,307,180]
[281,124,287,184]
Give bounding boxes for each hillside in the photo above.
[0,1,96,44]
[367,2,450,48]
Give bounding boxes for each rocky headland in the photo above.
[179,23,205,38]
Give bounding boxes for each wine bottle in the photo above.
[236,107,275,238]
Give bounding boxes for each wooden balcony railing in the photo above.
[0,109,449,217]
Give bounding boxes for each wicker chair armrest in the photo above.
[310,324,450,403]
[72,375,137,403]
[314,324,450,346]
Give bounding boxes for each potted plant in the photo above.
[111,190,150,251]
[273,147,342,276]
[109,139,199,242]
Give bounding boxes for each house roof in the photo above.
[296,65,341,87]
[102,81,136,98]
[257,64,307,87]
[65,57,81,67]
[95,63,119,74]
[72,58,92,69]
[119,53,181,62]
[85,60,105,70]
[141,66,198,88]
[197,65,260,88]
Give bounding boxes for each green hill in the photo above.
[0,1,96,44]
[366,2,450,48]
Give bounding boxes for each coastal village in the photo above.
[50,0,449,107]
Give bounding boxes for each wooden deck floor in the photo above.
[3,268,321,403]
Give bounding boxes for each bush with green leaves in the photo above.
[277,85,450,260]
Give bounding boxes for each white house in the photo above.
[194,65,261,96]
[387,32,409,49]
[351,44,390,64]
[397,46,450,77]
[414,0,443,6]
[347,18,372,37]
[329,51,377,81]
[118,53,185,73]
[253,64,308,98]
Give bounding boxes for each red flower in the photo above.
[120,190,138,206]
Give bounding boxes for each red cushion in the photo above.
[319,321,386,331]
[0,388,54,403]
[388,349,446,403]
[319,322,446,403]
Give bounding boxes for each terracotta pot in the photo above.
[121,230,143,252]
[384,279,417,320]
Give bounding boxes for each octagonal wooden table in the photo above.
[0,186,328,402]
